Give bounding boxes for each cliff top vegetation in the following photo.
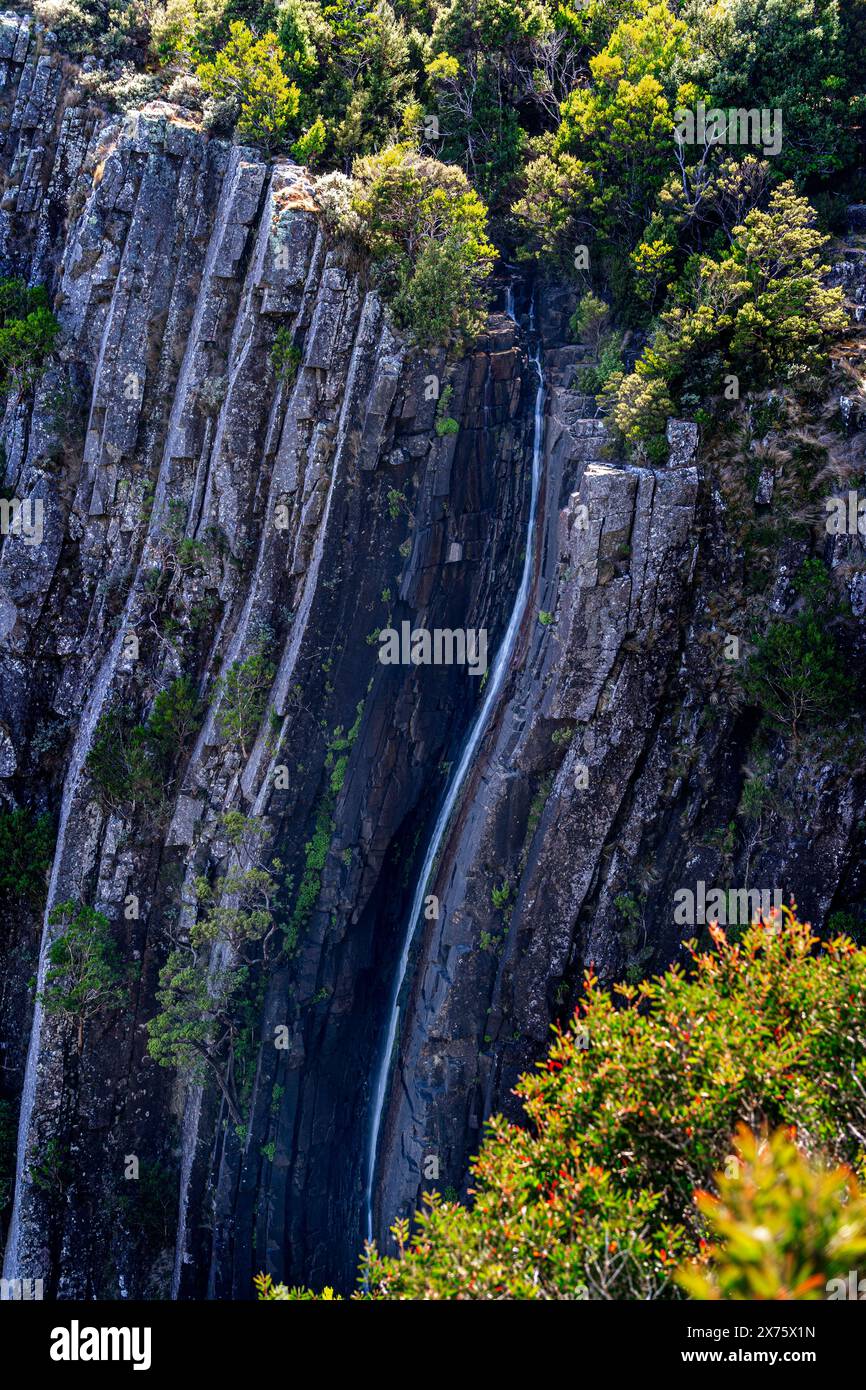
[21,0,864,369]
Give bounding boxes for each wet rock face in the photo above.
[2,17,865,1299]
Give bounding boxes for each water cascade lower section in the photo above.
[363,302,547,1246]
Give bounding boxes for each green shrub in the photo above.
[87,681,202,809]
[743,614,854,740]
[0,280,60,397]
[576,335,623,397]
[569,292,610,350]
[195,21,300,150]
[270,327,302,383]
[28,1136,69,1198]
[349,147,495,349]
[86,707,161,810]
[146,676,203,762]
[677,1125,866,1300]
[605,184,847,444]
[149,0,230,65]
[39,900,130,1051]
[0,808,54,904]
[288,793,334,939]
[255,1272,341,1299]
[291,115,327,166]
[434,384,459,437]
[490,882,511,910]
[353,908,866,1298]
[192,815,283,965]
[215,642,276,758]
[742,560,855,741]
[146,949,250,1125]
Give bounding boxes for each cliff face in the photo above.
[1,15,864,1299]
[0,16,536,1296]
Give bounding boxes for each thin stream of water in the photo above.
[363,287,546,1244]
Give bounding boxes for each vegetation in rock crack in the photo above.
[86,678,203,810]
[146,950,254,1126]
[0,279,60,397]
[147,813,287,1124]
[215,641,277,758]
[0,807,54,904]
[38,900,132,1052]
[192,814,286,964]
[270,327,302,382]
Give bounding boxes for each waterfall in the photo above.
[363,289,546,1245]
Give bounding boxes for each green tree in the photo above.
[215,640,276,758]
[514,1,690,273]
[196,20,300,149]
[192,814,284,964]
[277,0,415,164]
[680,0,861,182]
[39,900,129,1052]
[742,611,853,741]
[349,908,866,1298]
[0,808,54,904]
[604,182,847,445]
[425,0,550,204]
[0,280,60,397]
[349,146,496,347]
[146,949,249,1124]
[149,0,231,63]
[146,676,204,763]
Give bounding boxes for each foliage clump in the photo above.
[742,558,855,740]
[192,814,285,964]
[146,948,252,1124]
[678,1125,866,1301]
[39,900,131,1052]
[602,184,847,449]
[345,146,496,349]
[275,908,866,1299]
[0,280,60,397]
[0,808,54,904]
[195,20,300,149]
[215,639,276,758]
[86,677,203,811]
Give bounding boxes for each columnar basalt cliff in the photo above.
[1,14,865,1300]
